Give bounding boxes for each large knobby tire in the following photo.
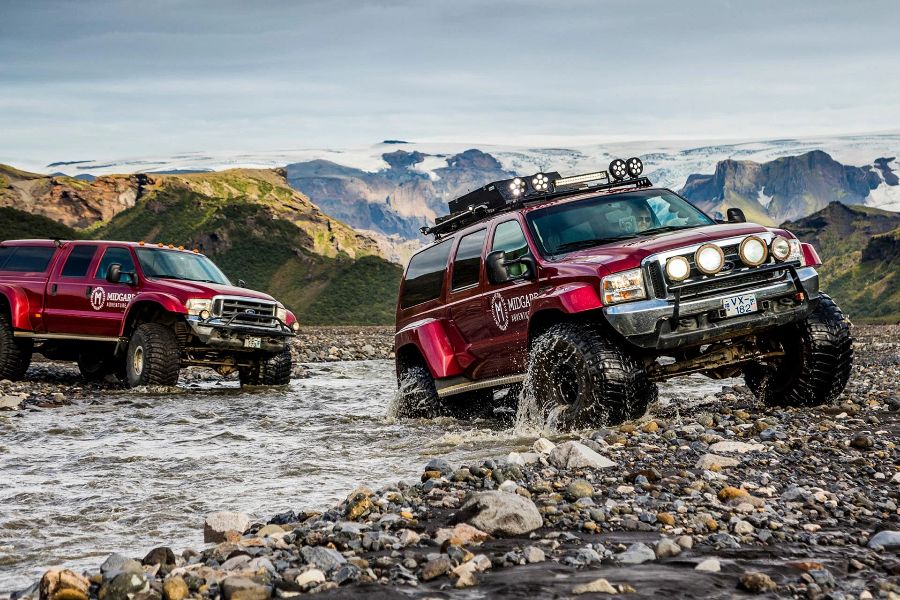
[744,294,853,407]
[0,313,32,381]
[394,363,441,419]
[125,323,181,387]
[526,322,657,430]
[239,347,292,386]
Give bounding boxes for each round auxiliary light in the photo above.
[738,235,768,266]
[626,156,644,178]
[508,177,526,197]
[199,309,211,320]
[609,159,628,181]
[532,172,550,191]
[695,243,725,275]
[665,255,691,282]
[771,236,791,261]
[291,321,301,333]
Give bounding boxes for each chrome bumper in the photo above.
[603,265,820,350]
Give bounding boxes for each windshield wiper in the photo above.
[638,225,697,236]
[555,235,639,254]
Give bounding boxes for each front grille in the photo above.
[213,296,278,328]
[677,269,787,301]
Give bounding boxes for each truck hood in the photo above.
[556,222,773,272]
[148,279,278,303]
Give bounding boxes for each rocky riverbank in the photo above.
[5,325,900,599]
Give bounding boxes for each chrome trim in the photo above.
[14,332,122,342]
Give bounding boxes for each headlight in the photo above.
[739,236,768,266]
[771,236,791,261]
[601,268,646,305]
[665,256,691,282]
[275,304,288,323]
[695,243,725,275]
[787,239,804,265]
[185,298,213,316]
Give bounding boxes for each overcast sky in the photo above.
[2,0,898,164]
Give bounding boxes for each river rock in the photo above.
[695,558,721,572]
[573,578,617,595]
[533,438,556,454]
[617,542,656,565]
[162,577,188,600]
[40,569,90,600]
[0,395,23,410]
[100,554,143,579]
[435,523,490,546]
[655,538,682,559]
[204,511,251,543]
[221,577,271,600]
[708,440,765,454]
[101,572,149,600]
[739,572,778,593]
[695,454,739,470]
[565,479,594,500]
[300,546,346,572]
[868,530,900,549]
[421,557,452,581]
[142,546,176,566]
[295,569,326,587]
[456,491,542,536]
[549,441,615,470]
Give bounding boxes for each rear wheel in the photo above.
[526,322,656,430]
[125,323,180,387]
[744,294,853,407]
[394,363,441,418]
[239,347,292,386]
[0,313,32,381]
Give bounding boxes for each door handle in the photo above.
[50,284,58,296]
[85,286,93,298]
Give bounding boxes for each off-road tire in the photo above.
[239,347,292,386]
[125,323,180,387]
[744,294,853,407]
[394,363,441,419]
[0,313,32,381]
[77,349,121,382]
[526,322,657,430]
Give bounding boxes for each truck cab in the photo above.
[393,159,853,429]
[0,240,300,387]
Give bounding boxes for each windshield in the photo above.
[135,248,231,285]
[526,190,714,256]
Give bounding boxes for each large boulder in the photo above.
[204,511,251,543]
[455,491,542,536]
[868,530,900,549]
[549,441,616,470]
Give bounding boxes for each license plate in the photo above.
[243,337,262,349]
[722,293,757,318]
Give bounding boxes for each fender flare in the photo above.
[118,292,188,337]
[0,284,35,330]
[394,318,470,379]
[529,282,603,315]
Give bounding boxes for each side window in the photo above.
[451,229,486,291]
[61,245,98,278]
[491,220,529,278]
[0,246,56,273]
[96,247,136,280]
[0,247,15,270]
[401,240,452,308]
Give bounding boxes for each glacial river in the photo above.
[0,360,732,592]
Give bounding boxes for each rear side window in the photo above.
[0,246,56,273]
[401,240,452,308]
[96,247,136,280]
[61,245,98,278]
[451,229,486,291]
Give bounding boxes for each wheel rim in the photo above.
[132,346,145,376]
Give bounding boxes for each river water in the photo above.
[0,360,732,592]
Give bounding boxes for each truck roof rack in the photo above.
[421,157,651,238]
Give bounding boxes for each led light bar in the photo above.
[553,170,611,190]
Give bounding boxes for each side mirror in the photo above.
[486,251,536,285]
[726,208,747,223]
[106,263,122,283]
[237,279,246,287]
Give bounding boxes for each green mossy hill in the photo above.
[91,174,402,325]
[784,203,900,323]
[0,206,78,241]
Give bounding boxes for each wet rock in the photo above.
[565,479,594,500]
[142,547,176,566]
[523,546,545,563]
[456,491,542,536]
[345,486,374,520]
[40,569,90,600]
[332,564,361,585]
[656,512,675,526]
[850,432,875,450]
[655,538,682,559]
[204,511,251,543]
[533,438,555,454]
[161,577,188,600]
[221,577,271,600]
[421,557,452,581]
[424,458,453,477]
[695,453,739,470]
[739,572,778,593]
[708,440,764,454]
[868,530,900,549]
[573,578,617,595]
[300,546,346,572]
[695,558,721,572]
[0,395,24,410]
[100,554,143,580]
[549,441,615,470]
[101,572,149,600]
[435,523,490,546]
[295,569,326,587]
[617,543,655,565]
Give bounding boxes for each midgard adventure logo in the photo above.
[90,286,135,311]
[491,291,538,331]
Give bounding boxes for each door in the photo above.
[42,244,101,335]
[479,219,541,378]
[446,228,487,375]
[91,246,140,337]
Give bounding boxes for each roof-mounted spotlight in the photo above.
[609,159,628,181]
[532,172,551,192]
[508,177,526,197]
[626,157,643,178]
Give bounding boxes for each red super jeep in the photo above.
[393,158,853,429]
[0,240,299,387]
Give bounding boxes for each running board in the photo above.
[436,373,525,398]
[14,332,123,343]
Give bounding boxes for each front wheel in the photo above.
[125,323,181,387]
[744,294,853,407]
[239,347,292,386]
[525,322,657,431]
